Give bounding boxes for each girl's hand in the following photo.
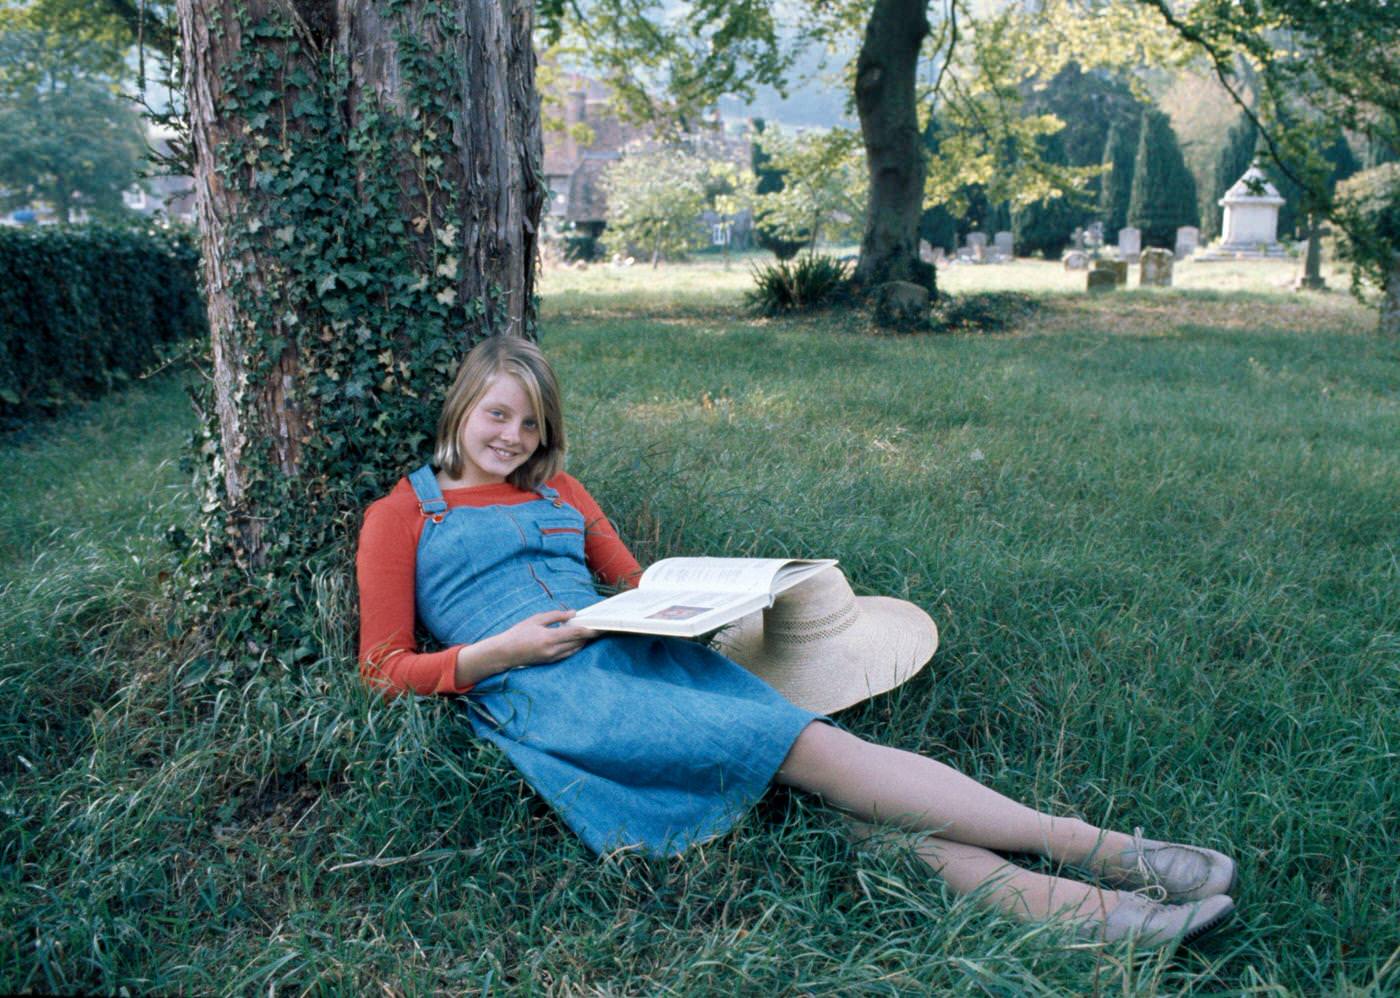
[497,609,598,669]
[455,610,598,687]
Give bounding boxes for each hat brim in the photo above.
[714,595,938,714]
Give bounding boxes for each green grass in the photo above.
[3,268,1398,994]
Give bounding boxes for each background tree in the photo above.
[174,0,542,622]
[751,127,866,255]
[751,118,805,260]
[1011,131,1083,259]
[1336,164,1400,334]
[1127,108,1198,247]
[1098,116,1139,239]
[601,142,713,265]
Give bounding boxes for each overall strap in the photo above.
[407,464,448,521]
[535,481,564,507]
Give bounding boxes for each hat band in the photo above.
[764,594,859,644]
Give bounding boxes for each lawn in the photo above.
[3,261,1397,994]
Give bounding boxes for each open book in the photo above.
[572,557,838,637]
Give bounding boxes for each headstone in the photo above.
[1062,250,1090,271]
[930,246,946,266]
[1218,165,1285,252]
[993,230,1014,258]
[1072,227,1086,251]
[1086,269,1117,293]
[966,231,988,262]
[1118,226,1141,261]
[1139,247,1174,287]
[919,239,936,264]
[1093,259,1128,285]
[1086,221,1105,248]
[1174,226,1199,259]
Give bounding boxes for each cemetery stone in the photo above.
[967,232,988,261]
[993,231,1014,258]
[1086,269,1117,293]
[1093,259,1129,285]
[1118,226,1141,261]
[919,239,936,263]
[1139,247,1174,287]
[1174,226,1199,259]
[1063,250,1090,271]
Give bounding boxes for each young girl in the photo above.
[356,336,1238,948]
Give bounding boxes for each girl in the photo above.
[356,336,1238,948]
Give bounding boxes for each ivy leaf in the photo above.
[317,272,338,295]
[435,287,457,306]
[275,225,296,244]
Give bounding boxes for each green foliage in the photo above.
[0,224,204,423]
[751,127,866,255]
[1201,115,1257,242]
[1098,116,1140,238]
[1010,133,1083,259]
[601,142,715,263]
[744,253,852,314]
[1335,164,1400,292]
[1127,109,1199,248]
[751,120,805,261]
[929,291,1039,333]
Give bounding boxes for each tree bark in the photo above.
[1295,211,1326,291]
[853,0,933,297]
[177,0,542,570]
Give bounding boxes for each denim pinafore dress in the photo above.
[408,465,818,857]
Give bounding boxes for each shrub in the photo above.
[744,254,852,315]
[1126,109,1200,248]
[929,291,1039,334]
[0,224,205,424]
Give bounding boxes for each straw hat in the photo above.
[713,567,938,714]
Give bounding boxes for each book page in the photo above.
[639,557,823,597]
[573,586,753,630]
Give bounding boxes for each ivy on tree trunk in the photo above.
[175,0,542,650]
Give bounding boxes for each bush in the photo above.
[0,224,205,424]
[744,254,852,315]
[929,292,1040,334]
[1126,109,1200,248]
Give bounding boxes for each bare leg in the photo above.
[849,822,1116,923]
[777,723,1135,867]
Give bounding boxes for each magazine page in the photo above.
[573,586,760,635]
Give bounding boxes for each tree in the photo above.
[1098,117,1139,240]
[751,127,866,255]
[1127,108,1198,248]
[1012,132,1082,259]
[751,119,805,260]
[0,0,148,220]
[174,0,542,594]
[601,143,713,265]
[1336,164,1400,335]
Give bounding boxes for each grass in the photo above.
[3,263,1399,994]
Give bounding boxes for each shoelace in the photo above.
[1129,826,1169,902]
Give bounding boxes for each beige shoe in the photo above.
[1078,893,1236,949]
[1102,828,1238,903]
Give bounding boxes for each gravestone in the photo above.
[966,232,988,261]
[919,239,936,263]
[1087,269,1117,293]
[1063,250,1090,271]
[993,230,1014,258]
[1174,226,1199,259]
[1094,258,1128,285]
[1072,227,1086,251]
[1117,226,1141,261]
[1219,165,1285,251]
[1139,247,1174,287]
[1086,221,1104,248]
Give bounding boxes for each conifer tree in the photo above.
[1127,109,1199,247]
[1098,117,1140,240]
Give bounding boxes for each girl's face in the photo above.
[455,374,541,486]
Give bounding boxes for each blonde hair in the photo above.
[434,336,566,489]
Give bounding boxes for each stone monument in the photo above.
[1139,247,1174,287]
[1086,269,1117,293]
[1117,226,1141,261]
[993,231,1014,258]
[1093,258,1128,286]
[1062,250,1090,271]
[1174,226,1199,259]
[966,231,988,261]
[1209,165,1288,257]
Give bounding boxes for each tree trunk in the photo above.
[1382,254,1400,337]
[177,0,542,571]
[1295,211,1326,291]
[853,0,933,297]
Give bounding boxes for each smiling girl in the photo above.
[355,336,1238,948]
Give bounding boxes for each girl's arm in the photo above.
[357,495,469,696]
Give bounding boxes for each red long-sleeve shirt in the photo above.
[356,472,641,697]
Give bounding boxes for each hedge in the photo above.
[0,224,205,424]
